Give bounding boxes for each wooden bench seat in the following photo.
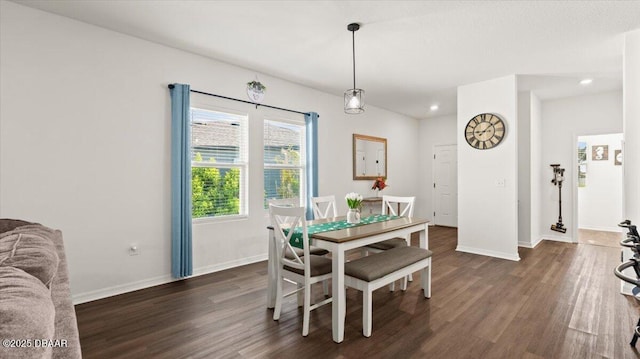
[344,246,432,337]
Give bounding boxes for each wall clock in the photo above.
[464,113,506,150]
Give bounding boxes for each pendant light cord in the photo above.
[352,29,356,90]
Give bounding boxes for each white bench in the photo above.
[344,246,432,337]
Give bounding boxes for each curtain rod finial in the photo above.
[168,84,175,89]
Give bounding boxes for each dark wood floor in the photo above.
[75,227,640,359]
[578,228,624,248]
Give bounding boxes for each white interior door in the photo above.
[433,144,458,227]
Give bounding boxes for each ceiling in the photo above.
[13,0,640,119]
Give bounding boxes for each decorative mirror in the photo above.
[353,134,387,180]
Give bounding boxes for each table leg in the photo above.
[419,224,428,249]
[420,225,431,298]
[267,229,276,309]
[406,234,413,282]
[332,248,346,343]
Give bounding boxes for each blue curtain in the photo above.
[170,84,193,278]
[305,112,319,220]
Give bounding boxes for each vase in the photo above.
[347,208,361,224]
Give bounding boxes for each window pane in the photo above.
[264,168,301,207]
[264,119,305,209]
[192,166,241,218]
[192,108,245,164]
[264,120,303,165]
[191,106,247,219]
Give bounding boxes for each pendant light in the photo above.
[344,23,364,114]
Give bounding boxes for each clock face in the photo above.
[464,113,506,150]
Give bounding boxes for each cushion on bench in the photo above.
[365,237,407,250]
[346,246,432,282]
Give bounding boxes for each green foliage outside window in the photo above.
[275,146,300,199]
[192,153,240,218]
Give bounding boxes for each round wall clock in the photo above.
[464,113,506,150]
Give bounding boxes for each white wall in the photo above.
[540,91,623,242]
[0,2,419,303]
[457,75,520,261]
[518,92,532,247]
[417,114,457,220]
[530,93,542,245]
[517,91,543,248]
[577,133,623,232]
[624,30,640,223]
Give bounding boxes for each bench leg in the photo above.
[405,236,413,282]
[427,261,431,298]
[401,276,408,291]
[389,281,395,292]
[363,288,373,337]
[421,262,431,298]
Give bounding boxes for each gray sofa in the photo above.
[0,219,82,359]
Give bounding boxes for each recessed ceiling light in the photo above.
[430,105,439,111]
[580,78,593,86]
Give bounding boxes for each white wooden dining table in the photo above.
[266,216,430,343]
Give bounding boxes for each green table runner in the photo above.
[287,214,399,249]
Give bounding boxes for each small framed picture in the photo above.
[615,149,622,165]
[592,145,608,161]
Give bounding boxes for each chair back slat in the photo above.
[268,197,300,207]
[381,195,415,217]
[269,204,310,273]
[311,195,338,219]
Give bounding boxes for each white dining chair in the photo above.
[363,195,416,288]
[267,197,300,207]
[311,195,338,219]
[268,196,329,295]
[270,204,333,337]
[267,197,328,258]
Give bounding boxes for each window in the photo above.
[264,119,306,207]
[191,107,248,219]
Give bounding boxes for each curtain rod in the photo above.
[168,84,315,117]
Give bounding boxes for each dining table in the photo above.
[266,214,430,343]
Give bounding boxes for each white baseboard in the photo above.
[72,254,268,305]
[578,225,623,233]
[543,234,575,243]
[72,274,175,305]
[455,245,520,261]
[192,254,267,277]
[518,236,543,249]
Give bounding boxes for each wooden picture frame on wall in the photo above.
[353,134,387,180]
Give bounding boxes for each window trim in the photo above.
[263,117,307,211]
[190,104,249,222]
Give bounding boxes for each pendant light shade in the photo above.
[344,89,364,114]
[345,23,364,114]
